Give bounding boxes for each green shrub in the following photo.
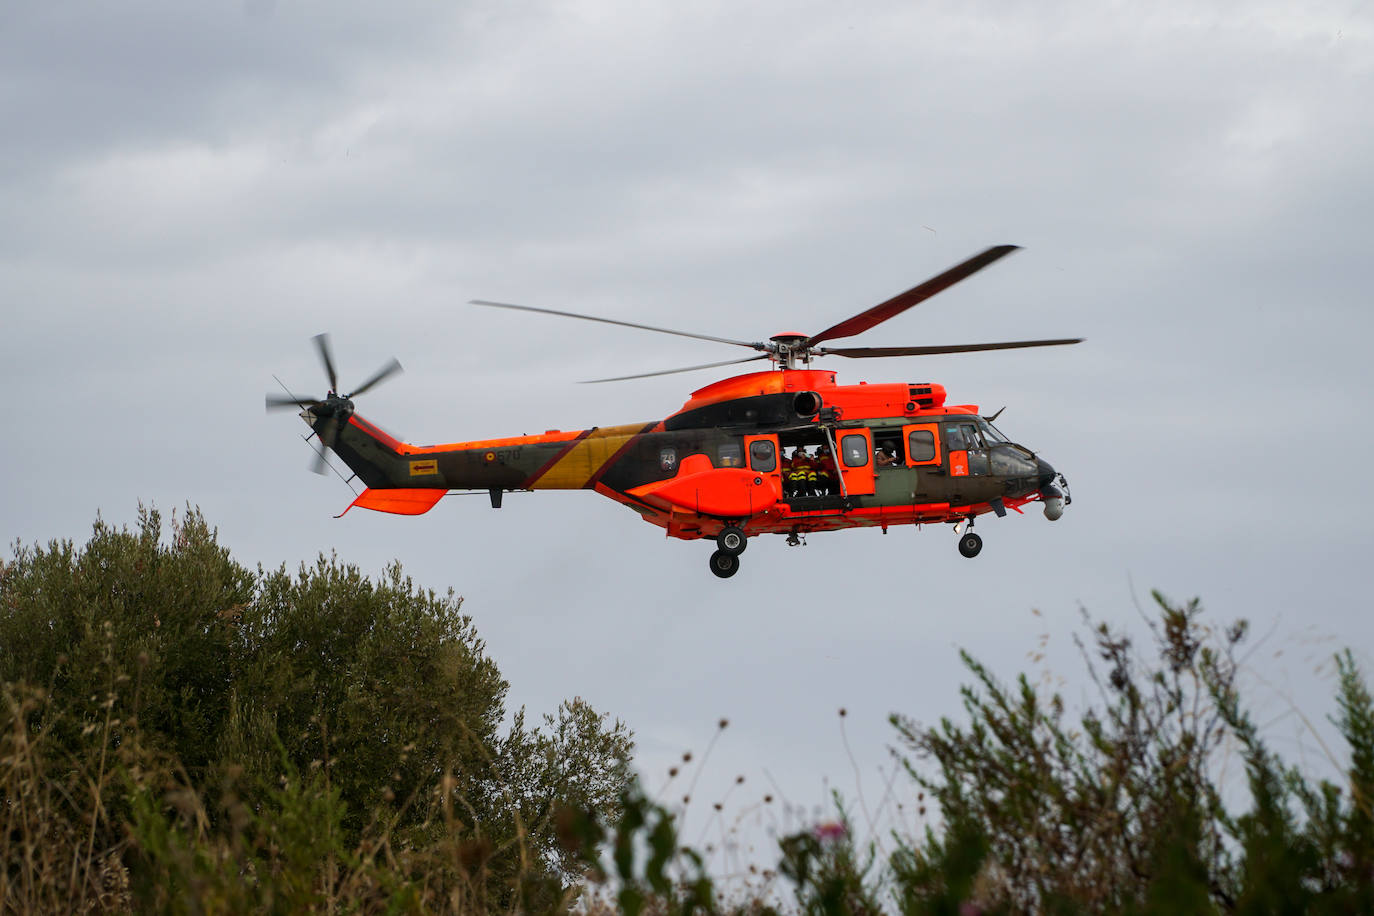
[1,507,633,912]
[889,594,1374,914]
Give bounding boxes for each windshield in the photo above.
[979,418,1009,443]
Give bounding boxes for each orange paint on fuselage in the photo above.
[668,369,970,425]
[387,427,587,455]
[348,414,588,456]
[597,482,1000,542]
[334,367,1047,534]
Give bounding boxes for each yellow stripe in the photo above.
[530,423,644,490]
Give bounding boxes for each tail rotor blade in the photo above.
[313,333,339,392]
[310,416,343,475]
[310,442,330,475]
[266,393,323,411]
[349,357,403,398]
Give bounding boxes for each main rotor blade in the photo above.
[580,354,770,384]
[348,357,403,398]
[266,393,323,410]
[313,333,339,392]
[806,245,1021,347]
[819,338,1084,358]
[472,299,764,350]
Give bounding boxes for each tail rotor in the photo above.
[266,334,403,475]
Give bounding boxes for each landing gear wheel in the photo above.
[709,549,741,579]
[958,532,984,558]
[717,525,747,555]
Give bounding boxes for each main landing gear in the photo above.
[956,517,983,558]
[958,532,983,558]
[709,525,748,578]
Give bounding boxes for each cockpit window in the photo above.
[990,447,1037,476]
[945,425,968,451]
[717,443,743,468]
[979,419,1009,443]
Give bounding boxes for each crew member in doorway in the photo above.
[786,446,813,497]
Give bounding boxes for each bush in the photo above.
[0,507,633,912]
[889,593,1374,914]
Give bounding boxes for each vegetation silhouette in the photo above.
[2,508,1372,912]
[1,507,631,912]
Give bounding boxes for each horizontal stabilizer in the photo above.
[338,488,447,517]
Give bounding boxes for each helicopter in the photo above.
[268,244,1078,579]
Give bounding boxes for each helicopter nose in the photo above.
[1035,457,1068,521]
[1036,457,1056,490]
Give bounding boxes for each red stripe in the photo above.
[349,414,405,452]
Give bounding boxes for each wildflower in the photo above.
[813,820,846,842]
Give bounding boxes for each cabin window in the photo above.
[659,448,677,472]
[748,439,776,473]
[841,434,869,468]
[716,442,743,468]
[908,430,936,462]
[873,430,904,469]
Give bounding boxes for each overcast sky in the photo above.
[3,0,1372,874]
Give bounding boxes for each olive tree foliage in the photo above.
[223,554,514,839]
[890,594,1374,915]
[0,506,633,904]
[0,508,253,776]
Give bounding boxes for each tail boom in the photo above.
[319,412,659,514]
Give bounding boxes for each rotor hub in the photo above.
[769,333,813,369]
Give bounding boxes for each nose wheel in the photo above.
[709,549,741,579]
[958,532,983,558]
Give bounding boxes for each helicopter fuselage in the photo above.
[314,369,1067,550]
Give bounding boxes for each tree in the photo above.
[0,506,633,910]
[0,507,253,778]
